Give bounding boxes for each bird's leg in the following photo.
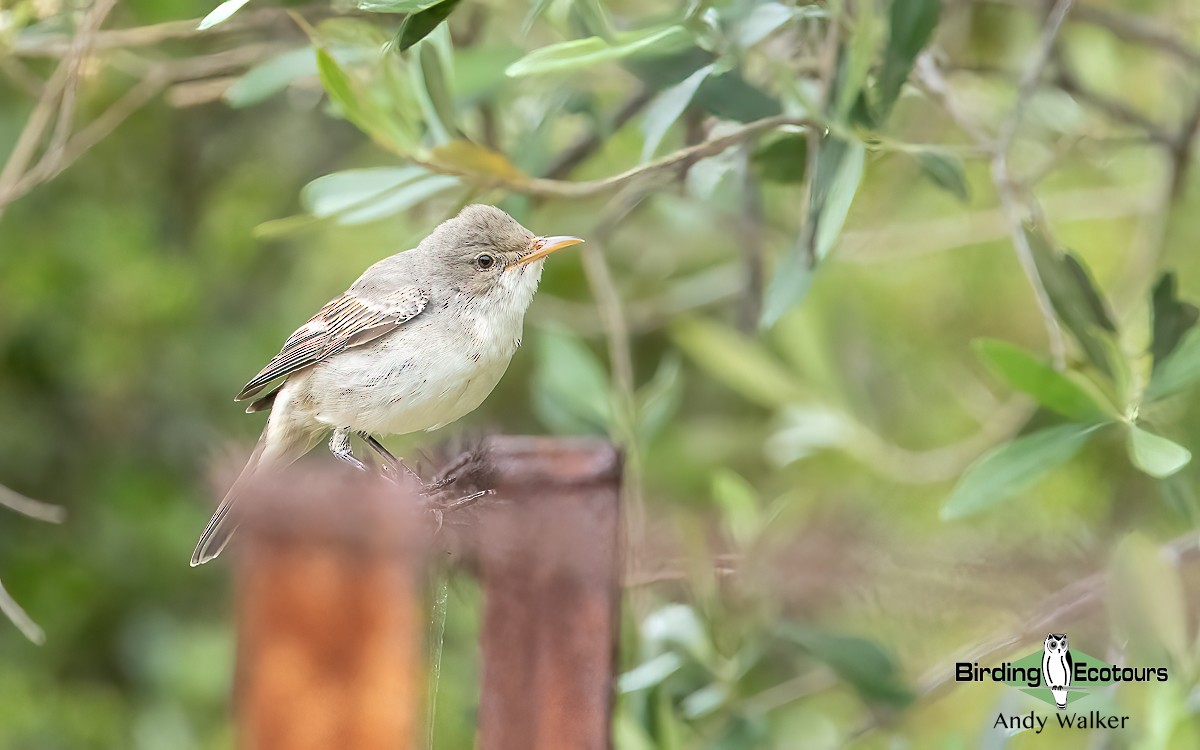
[329,428,367,471]
[360,433,423,484]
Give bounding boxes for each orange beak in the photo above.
[511,235,584,267]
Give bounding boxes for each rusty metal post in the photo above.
[473,436,623,750]
[234,470,428,750]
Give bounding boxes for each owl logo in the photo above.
[1042,633,1073,709]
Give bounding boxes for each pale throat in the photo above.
[462,259,543,361]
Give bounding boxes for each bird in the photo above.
[190,204,583,566]
[1041,632,1072,709]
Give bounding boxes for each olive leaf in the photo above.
[942,423,1102,519]
[974,339,1112,421]
[393,0,462,53]
[640,64,716,163]
[1150,272,1199,368]
[914,150,968,202]
[875,0,940,119]
[1025,227,1117,375]
[198,0,252,31]
[1126,425,1191,478]
[506,25,693,77]
[761,137,865,328]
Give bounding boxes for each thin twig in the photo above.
[0,484,65,524]
[580,187,647,608]
[0,578,44,645]
[919,3,1077,371]
[987,0,1200,69]
[542,88,654,180]
[948,62,1175,147]
[10,5,338,57]
[989,0,1075,368]
[1170,94,1200,197]
[414,115,819,199]
[0,0,118,215]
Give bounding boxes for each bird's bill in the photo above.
[512,235,584,267]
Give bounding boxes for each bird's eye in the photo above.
[475,253,496,270]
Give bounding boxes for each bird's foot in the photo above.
[330,428,368,471]
[359,432,424,485]
[424,489,495,533]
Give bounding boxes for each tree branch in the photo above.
[990,0,1075,369]
[987,0,1200,68]
[418,115,818,199]
[0,578,44,645]
[542,87,654,180]
[9,4,339,57]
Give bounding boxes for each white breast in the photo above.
[296,262,541,436]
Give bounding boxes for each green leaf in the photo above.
[941,423,1100,519]
[310,43,422,153]
[636,353,684,440]
[1025,227,1117,374]
[619,652,685,693]
[300,167,459,225]
[641,604,712,663]
[672,318,808,409]
[1151,272,1199,368]
[1127,425,1191,478]
[809,138,865,264]
[759,245,816,332]
[1146,327,1200,400]
[751,132,807,183]
[252,214,322,239]
[973,339,1111,421]
[224,47,319,108]
[198,0,252,30]
[681,684,727,718]
[711,470,759,547]
[506,25,693,77]
[394,0,462,52]
[1109,533,1189,667]
[303,167,422,215]
[780,625,913,706]
[761,137,864,328]
[532,329,611,434]
[572,0,617,40]
[875,0,940,119]
[429,140,524,181]
[358,0,444,12]
[640,64,715,162]
[915,150,968,202]
[1157,471,1199,520]
[316,47,357,111]
[411,37,456,143]
[613,707,658,750]
[736,3,823,48]
[834,2,885,123]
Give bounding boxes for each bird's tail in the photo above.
[190,418,315,567]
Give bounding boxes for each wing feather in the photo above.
[236,287,427,401]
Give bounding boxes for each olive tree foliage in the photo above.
[4,0,1200,745]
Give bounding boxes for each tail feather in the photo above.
[190,417,319,566]
[190,438,267,567]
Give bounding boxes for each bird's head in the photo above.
[419,204,583,307]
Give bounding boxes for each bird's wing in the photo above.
[235,286,428,401]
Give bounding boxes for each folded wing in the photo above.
[236,287,428,402]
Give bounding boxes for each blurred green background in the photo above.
[2,0,1199,747]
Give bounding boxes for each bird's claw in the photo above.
[330,428,369,471]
